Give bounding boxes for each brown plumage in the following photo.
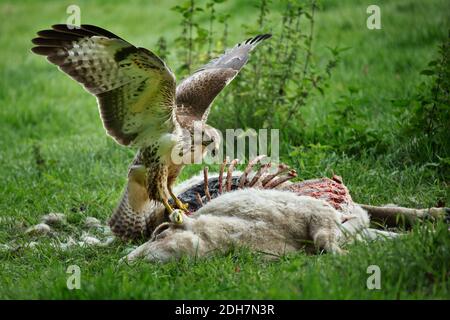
[31,24,271,238]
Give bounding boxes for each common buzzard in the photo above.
[31,24,271,218]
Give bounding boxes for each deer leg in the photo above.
[358,204,450,226]
[363,228,401,241]
[337,226,401,245]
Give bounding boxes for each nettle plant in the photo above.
[161,0,343,157]
[394,34,450,177]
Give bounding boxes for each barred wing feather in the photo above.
[175,34,271,128]
[32,24,175,146]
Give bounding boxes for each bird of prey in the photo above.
[31,24,271,218]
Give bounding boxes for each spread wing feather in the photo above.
[175,34,271,128]
[31,24,175,146]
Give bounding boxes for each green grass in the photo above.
[0,0,449,299]
[1,222,449,299]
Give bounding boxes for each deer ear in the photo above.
[151,222,171,241]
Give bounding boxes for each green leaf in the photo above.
[253,109,267,117]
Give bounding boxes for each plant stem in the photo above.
[187,0,194,74]
[283,0,316,126]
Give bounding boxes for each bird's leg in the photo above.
[161,197,184,224]
[168,188,189,212]
[127,165,151,213]
[162,197,175,214]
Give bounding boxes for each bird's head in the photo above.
[178,124,222,164]
[201,125,221,158]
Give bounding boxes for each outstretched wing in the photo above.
[175,34,271,129]
[31,24,176,146]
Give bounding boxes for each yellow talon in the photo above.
[162,198,174,214]
[169,189,189,212]
[176,199,189,211]
[162,199,184,225]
